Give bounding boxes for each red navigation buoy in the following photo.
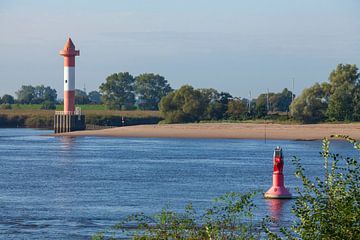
[264,146,292,199]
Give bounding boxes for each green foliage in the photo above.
[326,64,360,121]
[290,83,328,123]
[159,84,295,123]
[201,89,232,121]
[255,89,294,118]
[226,98,248,120]
[353,87,360,120]
[329,64,359,90]
[100,72,136,110]
[291,64,360,123]
[135,73,172,110]
[264,135,360,240]
[0,109,161,128]
[94,191,259,240]
[75,89,90,104]
[255,93,270,118]
[326,83,354,121]
[15,85,57,104]
[271,88,294,112]
[159,85,208,123]
[86,115,161,126]
[93,136,360,239]
[0,104,12,110]
[203,192,259,240]
[40,100,56,110]
[16,85,35,104]
[1,94,15,104]
[88,91,102,104]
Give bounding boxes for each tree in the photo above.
[290,83,329,123]
[135,73,172,110]
[88,91,102,104]
[255,93,272,118]
[16,85,35,104]
[329,64,359,91]
[219,92,233,105]
[15,85,57,104]
[1,94,15,104]
[326,82,354,121]
[271,88,294,112]
[326,64,360,121]
[33,85,57,104]
[199,88,230,120]
[75,89,90,104]
[226,98,248,120]
[100,72,136,110]
[159,85,207,123]
[353,86,360,121]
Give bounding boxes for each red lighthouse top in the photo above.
[59,38,80,57]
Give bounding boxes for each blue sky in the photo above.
[0,0,359,98]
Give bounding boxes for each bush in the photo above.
[264,135,360,240]
[92,192,259,240]
[0,104,12,110]
[40,101,56,110]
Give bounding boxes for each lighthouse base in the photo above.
[54,112,86,133]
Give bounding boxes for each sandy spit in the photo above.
[51,123,360,141]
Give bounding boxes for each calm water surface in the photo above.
[0,128,357,239]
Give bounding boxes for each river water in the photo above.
[0,128,357,239]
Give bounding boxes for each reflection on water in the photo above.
[265,198,292,222]
[59,136,75,151]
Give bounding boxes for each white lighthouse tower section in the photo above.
[64,66,75,91]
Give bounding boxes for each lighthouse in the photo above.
[60,38,79,113]
[54,37,85,133]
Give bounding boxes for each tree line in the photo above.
[1,63,359,124]
[291,64,360,122]
[97,72,294,121]
[159,85,293,123]
[0,73,173,111]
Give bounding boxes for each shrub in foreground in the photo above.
[264,135,360,240]
[92,192,259,240]
[93,136,360,239]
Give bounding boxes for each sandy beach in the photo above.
[53,123,360,140]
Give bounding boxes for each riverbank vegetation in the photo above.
[92,136,360,239]
[1,63,359,127]
[0,109,161,129]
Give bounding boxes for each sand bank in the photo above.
[52,123,360,140]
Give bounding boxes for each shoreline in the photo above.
[50,123,360,141]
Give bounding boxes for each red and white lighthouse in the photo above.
[54,37,85,133]
[59,38,80,113]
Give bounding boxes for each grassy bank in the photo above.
[0,109,162,129]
